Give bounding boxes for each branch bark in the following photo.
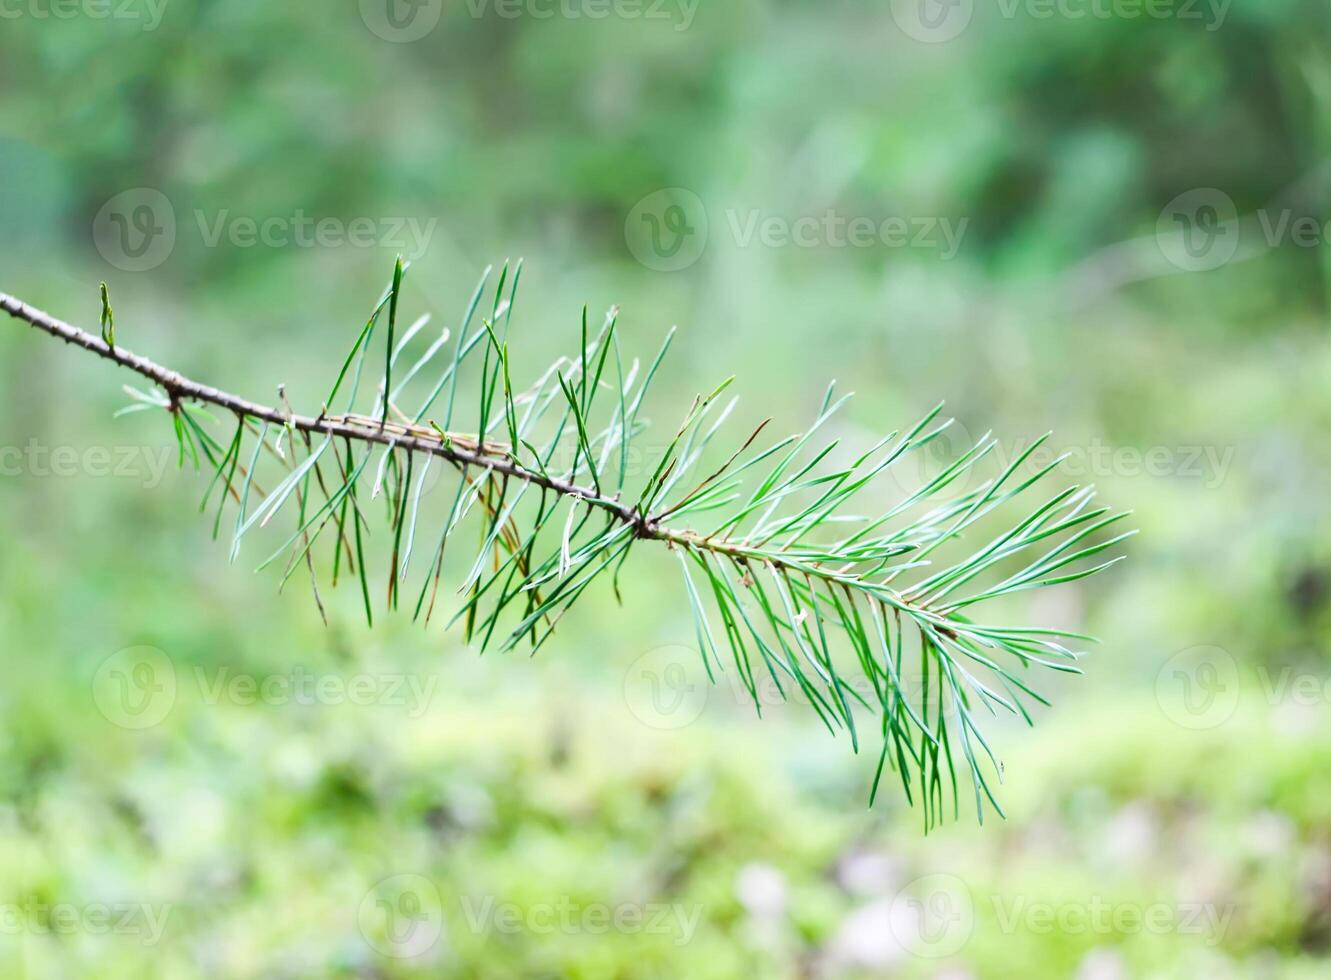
[0,290,945,624]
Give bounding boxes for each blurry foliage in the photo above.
[1,0,1330,976]
[1,685,1330,977]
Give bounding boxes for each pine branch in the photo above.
[0,263,1131,825]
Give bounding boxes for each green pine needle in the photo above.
[1,262,1132,825]
[99,281,115,348]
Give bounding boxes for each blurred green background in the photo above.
[2,1,1331,977]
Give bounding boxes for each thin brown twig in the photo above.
[0,291,949,629]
